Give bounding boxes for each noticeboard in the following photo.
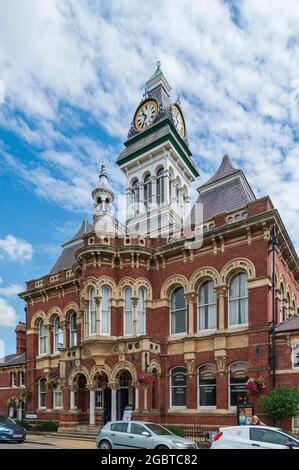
[237,403,254,425]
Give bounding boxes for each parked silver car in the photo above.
[210,425,299,449]
[96,420,197,449]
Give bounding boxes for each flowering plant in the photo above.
[138,373,154,387]
[246,376,266,393]
[20,388,32,402]
[47,378,60,390]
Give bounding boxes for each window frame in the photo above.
[89,287,97,336]
[228,361,249,408]
[69,312,77,348]
[11,372,17,388]
[137,287,146,336]
[100,286,111,336]
[170,367,187,409]
[53,387,63,410]
[198,280,217,332]
[53,316,64,353]
[19,371,25,388]
[38,378,47,409]
[197,364,217,409]
[228,272,249,328]
[38,320,47,356]
[124,287,133,336]
[292,343,299,370]
[143,174,152,211]
[170,287,187,336]
[156,168,165,206]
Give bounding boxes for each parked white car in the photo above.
[210,426,299,449]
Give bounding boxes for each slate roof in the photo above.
[49,219,93,275]
[202,154,239,188]
[276,315,299,332]
[192,155,256,222]
[0,352,25,368]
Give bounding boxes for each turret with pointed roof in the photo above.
[194,154,255,222]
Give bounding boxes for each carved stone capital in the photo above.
[215,356,227,376]
[184,359,195,377]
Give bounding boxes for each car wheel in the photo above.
[155,445,168,450]
[99,440,112,449]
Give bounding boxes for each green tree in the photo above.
[259,386,299,426]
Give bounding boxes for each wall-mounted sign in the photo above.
[25,413,37,420]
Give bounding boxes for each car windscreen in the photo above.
[278,429,299,443]
[146,424,173,435]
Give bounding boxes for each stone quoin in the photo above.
[1,64,299,432]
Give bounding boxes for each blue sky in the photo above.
[1,0,299,355]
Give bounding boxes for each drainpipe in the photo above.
[269,225,278,390]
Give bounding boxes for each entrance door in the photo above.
[116,388,129,420]
[103,388,111,424]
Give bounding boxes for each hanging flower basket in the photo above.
[20,389,32,402]
[7,396,20,408]
[138,373,154,388]
[246,375,266,393]
[47,378,60,390]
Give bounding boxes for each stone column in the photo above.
[84,300,89,339]
[131,296,139,337]
[143,387,148,411]
[185,293,196,335]
[216,286,227,331]
[126,188,132,219]
[111,387,117,421]
[151,175,156,209]
[215,356,228,409]
[135,387,139,411]
[89,388,95,425]
[95,296,102,336]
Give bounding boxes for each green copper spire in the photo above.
[146,61,162,85]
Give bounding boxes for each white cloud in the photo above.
[0,0,299,250]
[0,235,33,262]
[0,298,17,327]
[0,283,23,298]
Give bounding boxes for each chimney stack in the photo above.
[15,322,26,355]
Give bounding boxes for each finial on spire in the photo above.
[99,164,107,178]
[157,60,161,69]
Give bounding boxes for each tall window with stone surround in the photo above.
[228,272,248,326]
[124,287,133,336]
[38,320,47,355]
[170,367,186,408]
[89,287,97,336]
[53,316,63,352]
[198,281,216,330]
[279,284,284,323]
[38,378,47,409]
[156,167,165,205]
[69,312,77,347]
[100,286,110,336]
[170,287,187,335]
[137,287,146,335]
[292,343,299,369]
[144,173,152,211]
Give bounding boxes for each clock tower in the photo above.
[117,62,199,237]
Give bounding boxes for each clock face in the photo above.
[171,104,186,138]
[134,99,158,131]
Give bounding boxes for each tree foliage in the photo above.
[259,386,299,423]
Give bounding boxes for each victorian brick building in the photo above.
[1,65,299,431]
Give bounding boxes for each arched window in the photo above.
[53,316,63,353]
[137,287,146,336]
[229,272,248,326]
[286,293,291,318]
[156,168,164,205]
[89,287,97,336]
[144,174,152,211]
[100,287,110,336]
[229,362,248,407]
[38,378,47,409]
[38,320,47,355]
[198,364,217,408]
[53,385,63,409]
[170,287,187,335]
[279,285,284,323]
[124,288,133,336]
[198,281,216,330]
[69,312,77,347]
[170,367,186,408]
[132,179,139,216]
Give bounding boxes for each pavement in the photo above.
[0,434,96,449]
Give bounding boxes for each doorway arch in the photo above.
[116,370,135,420]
